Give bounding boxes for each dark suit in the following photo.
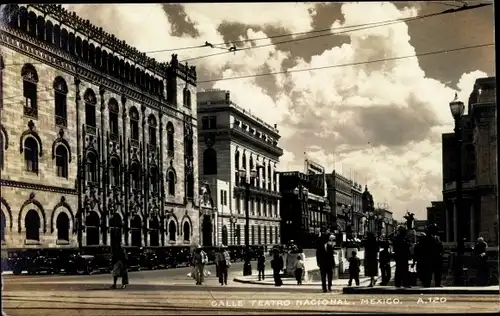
[316,242,336,291]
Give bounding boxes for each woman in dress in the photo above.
[364,232,380,287]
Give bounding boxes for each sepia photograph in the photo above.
[0,1,497,315]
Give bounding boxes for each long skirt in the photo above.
[112,261,129,284]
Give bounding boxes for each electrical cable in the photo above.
[180,3,492,62]
[196,42,493,84]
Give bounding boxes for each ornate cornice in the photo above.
[0,179,77,195]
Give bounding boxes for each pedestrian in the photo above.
[348,250,361,286]
[413,233,429,286]
[257,250,266,281]
[294,254,305,285]
[393,226,411,288]
[111,244,129,289]
[216,245,231,285]
[192,245,208,285]
[425,224,444,287]
[379,242,392,286]
[316,234,336,293]
[364,232,379,287]
[271,249,283,286]
[474,237,489,286]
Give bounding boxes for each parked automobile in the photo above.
[22,249,61,275]
[123,247,142,271]
[78,246,113,274]
[228,246,244,262]
[154,247,172,269]
[5,249,29,275]
[140,247,159,270]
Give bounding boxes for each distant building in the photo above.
[279,159,330,248]
[361,186,375,234]
[442,77,498,246]
[374,208,393,237]
[197,90,283,248]
[427,201,446,241]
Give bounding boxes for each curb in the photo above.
[342,286,500,295]
[233,276,373,287]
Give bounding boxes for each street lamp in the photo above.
[293,185,308,245]
[230,214,238,245]
[239,166,260,276]
[450,93,465,286]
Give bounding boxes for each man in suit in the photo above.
[316,234,336,292]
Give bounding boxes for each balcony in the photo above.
[443,180,477,192]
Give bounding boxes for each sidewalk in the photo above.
[342,285,500,295]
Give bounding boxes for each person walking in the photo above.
[216,245,231,285]
[192,246,208,285]
[348,250,361,286]
[474,237,489,286]
[271,249,283,286]
[393,226,411,288]
[257,250,266,281]
[364,232,379,287]
[294,254,305,285]
[414,233,430,286]
[316,234,336,293]
[378,242,392,286]
[111,244,129,289]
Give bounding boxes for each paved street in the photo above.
[3,262,499,315]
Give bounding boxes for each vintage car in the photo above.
[78,246,113,274]
[22,249,62,275]
[139,247,159,270]
[5,249,30,275]
[122,246,141,271]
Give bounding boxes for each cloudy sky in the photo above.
[65,2,495,221]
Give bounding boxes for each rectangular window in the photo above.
[201,116,209,130]
[223,191,228,205]
[209,116,216,129]
[220,189,224,206]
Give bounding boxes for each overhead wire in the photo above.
[180,3,492,62]
[196,43,493,84]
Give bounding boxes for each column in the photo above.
[453,203,457,242]
[470,202,475,241]
[445,205,450,242]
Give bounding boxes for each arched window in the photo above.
[19,6,28,31]
[250,156,254,170]
[149,218,159,247]
[53,76,68,127]
[25,209,40,241]
[183,221,190,242]
[27,11,36,37]
[82,39,88,61]
[234,150,240,170]
[56,212,70,241]
[148,114,157,146]
[109,157,120,186]
[86,152,97,183]
[101,50,108,72]
[251,225,255,245]
[275,226,278,244]
[24,137,39,173]
[75,36,82,58]
[110,213,122,247]
[269,227,273,245]
[36,16,45,41]
[167,122,174,154]
[203,148,217,175]
[130,162,141,190]
[60,28,68,51]
[85,211,99,246]
[182,88,188,107]
[258,225,262,245]
[0,132,4,170]
[108,99,119,137]
[55,145,68,178]
[168,171,175,196]
[68,32,75,55]
[21,63,38,118]
[264,226,267,246]
[242,152,247,171]
[267,164,271,190]
[130,215,142,247]
[84,89,97,128]
[168,221,176,242]
[45,20,53,44]
[129,106,139,141]
[262,162,267,187]
[150,166,159,193]
[89,43,95,65]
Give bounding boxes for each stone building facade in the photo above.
[197,90,283,248]
[442,77,498,246]
[0,4,200,249]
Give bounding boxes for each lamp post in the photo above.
[293,185,308,245]
[239,166,260,276]
[230,214,238,245]
[449,93,465,286]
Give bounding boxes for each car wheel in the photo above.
[12,267,23,276]
[85,265,93,275]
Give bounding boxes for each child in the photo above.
[348,250,360,286]
[294,254,305,285]
[257,251,266,281]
